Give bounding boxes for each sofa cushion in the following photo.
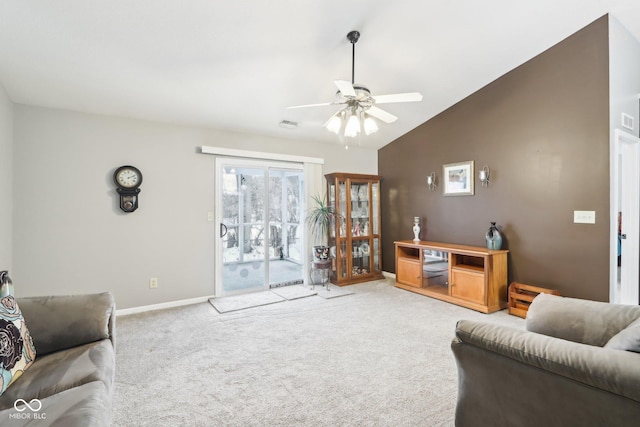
[526,293,640,347]
[0,381,111,427]
[0,296,36,396]
[605,317,640,353]
[17,292,115,356]
[0,339,114,411]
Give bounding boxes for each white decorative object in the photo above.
[413,217,421,242]
[479,165,490,187]
[427,172,437,191]
[360,242,370,255]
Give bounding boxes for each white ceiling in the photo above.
[1,1,640,150]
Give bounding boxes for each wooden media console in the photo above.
[394,240,509,313]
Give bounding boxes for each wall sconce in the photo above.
[479,165,491,187]
[426,172,437,191]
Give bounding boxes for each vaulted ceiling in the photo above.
[1,1,639,149]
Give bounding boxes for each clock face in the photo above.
[114,166,142,189]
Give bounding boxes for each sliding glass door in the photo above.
[216,158,304,296]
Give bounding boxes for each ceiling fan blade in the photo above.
[322,110,341,127]
[373,92,423,104]
[334,80,356,97]
[286,102,334,109]
[367,106,398,123]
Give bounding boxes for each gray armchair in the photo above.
[451,293,640,427]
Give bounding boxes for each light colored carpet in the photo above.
[209,290,285,313]
[114,279,524,426]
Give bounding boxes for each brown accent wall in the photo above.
[379,16,610,301]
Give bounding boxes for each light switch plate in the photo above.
[574,210,596,224]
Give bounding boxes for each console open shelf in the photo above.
[394,240,509,313]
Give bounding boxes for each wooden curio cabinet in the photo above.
[325,173,384,286]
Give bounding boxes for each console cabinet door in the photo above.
[450,268,486,304]
[397,258,422,288]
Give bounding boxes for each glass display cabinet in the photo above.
[325,173,384,286]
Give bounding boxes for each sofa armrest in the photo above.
[17,292,116,356]
[454,319,640,402]
[526,293,640,346]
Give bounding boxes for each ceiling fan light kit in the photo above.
[345,114,360,138]
[287,30,422,147]
[326,114,342,134]
[363,115,378,135]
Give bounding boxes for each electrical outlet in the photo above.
[207,211,214,222]
[149,277,158,289]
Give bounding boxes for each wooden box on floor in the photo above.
[508,282,560,318]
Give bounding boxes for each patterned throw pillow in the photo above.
[0,296,36,396]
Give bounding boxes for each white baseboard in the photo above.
[116,295,213,316]
[118,274,396,316]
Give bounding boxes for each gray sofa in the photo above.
[0,292,116,426]
[452,293,640,427]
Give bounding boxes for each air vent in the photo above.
[279,120,298,129]
[622,113,634,131]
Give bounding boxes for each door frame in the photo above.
[214,157,305,297]
[201,146,324,298]
[610,129,640,304]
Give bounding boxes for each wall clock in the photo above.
[113,165,142,213]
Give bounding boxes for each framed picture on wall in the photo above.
[443,161,474,196]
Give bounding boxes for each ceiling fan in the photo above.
[287,30,423,139]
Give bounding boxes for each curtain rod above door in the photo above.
[200,146,324,165]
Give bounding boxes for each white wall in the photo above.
[608,15,640,302]
[0,85,12,272]
[609,16,640,139]
[12,105,377,309]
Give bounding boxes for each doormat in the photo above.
[270,285,317,300]
[209,291,285,314]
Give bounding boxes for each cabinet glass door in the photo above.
[338,240,348,280]
[328,181,337,274]
[338,180,347,238]
[373,237,380,272]
[350,181,370,237]
[371,182,380,273]
[350,180,371,277]
[372,182,379,235]
[328,182,336,240]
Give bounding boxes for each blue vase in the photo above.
[485,222,503,250]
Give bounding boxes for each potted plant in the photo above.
[305,194,336,261]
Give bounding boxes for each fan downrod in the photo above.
[347,31,360,84]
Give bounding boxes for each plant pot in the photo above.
[313,246,329,261]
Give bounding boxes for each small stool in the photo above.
[310,259,332,290]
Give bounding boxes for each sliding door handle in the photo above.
[220,223,228,238]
